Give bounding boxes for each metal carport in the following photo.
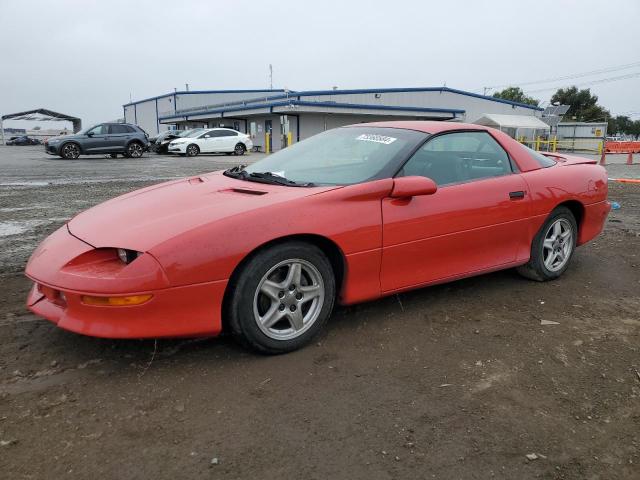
[1,109,82,144]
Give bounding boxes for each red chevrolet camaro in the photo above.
[25,121,610,353]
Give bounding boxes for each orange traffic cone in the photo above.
[599,151,606,165]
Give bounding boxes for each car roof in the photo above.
[346,120,491,135]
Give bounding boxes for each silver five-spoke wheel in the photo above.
[253,259,325,341]
[542,218,573,272]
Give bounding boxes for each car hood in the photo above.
[67,171,339,252]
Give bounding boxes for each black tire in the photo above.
[126,141,144,158]
[227,241,336,354]
[517,206,578,282]
[186,144,199,157]
[234,143,246,156]
[60,142,80,159]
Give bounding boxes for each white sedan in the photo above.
[168,128,253,157]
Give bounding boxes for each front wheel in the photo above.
[186,144,199,157]
[227,242,336,354]
[60,143,80,159]
[126,142,144,158]
[517,206,577,281]
[234,143,246,156]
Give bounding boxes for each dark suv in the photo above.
[45,123,149,159]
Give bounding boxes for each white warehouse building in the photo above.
[123,87,544,151]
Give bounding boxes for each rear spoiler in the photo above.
[541,152,598,165]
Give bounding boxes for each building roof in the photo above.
[123,89,287,107]
[474,114,550,130]
[126,86,545,112]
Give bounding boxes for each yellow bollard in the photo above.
[552,136,557,153]
[535,136,541,151]
[265,133,270,153]
[597,141,603,155]
[287,132,292,147]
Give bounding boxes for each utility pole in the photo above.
[269,64,273,90]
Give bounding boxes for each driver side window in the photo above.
[400,131,512,186]
[88,125,107,135]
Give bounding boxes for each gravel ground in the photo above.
[0,146,639,479]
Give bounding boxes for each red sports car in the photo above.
[25,121,610,353]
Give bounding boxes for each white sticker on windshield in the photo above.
[356,134,397,145]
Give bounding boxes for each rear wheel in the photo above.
[517,206,577,281]
[234,143,246,156]
[60,143,80,159]
[186,144,199,157]
[227,241,335,354]
[126,142,144,158]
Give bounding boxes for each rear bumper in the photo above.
[577,200,611,246]
[26,278,227,338]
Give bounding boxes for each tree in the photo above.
[609,115,640,139]
[550,86,609,122]
[492,87,540,106]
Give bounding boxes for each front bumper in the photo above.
[26,279,226,338]
[25,225,226,338]
[168,143,188,154]
[45,143,61,155]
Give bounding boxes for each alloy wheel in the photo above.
[542,218,573,272]
[62,143,79,159]
[253,259,325,341]
[187,145,198,156]
[128,143,143,158]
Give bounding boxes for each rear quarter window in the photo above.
[525,146,557,168]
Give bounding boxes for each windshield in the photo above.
[244,127,428,185]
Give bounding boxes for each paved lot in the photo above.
[0,145,639,479]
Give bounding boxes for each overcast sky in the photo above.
[1,0,638,128]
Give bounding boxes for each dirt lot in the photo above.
[1,146,639,479]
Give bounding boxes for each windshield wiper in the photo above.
[223,166,314,187]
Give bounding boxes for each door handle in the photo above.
[509,191,526,200]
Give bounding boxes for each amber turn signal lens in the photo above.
[81,294,153,306]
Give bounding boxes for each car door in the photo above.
[218,130,239,151]
[83,124,109,152]
[380,130,531,292]
[197,130,217,152]
[106,124,133,152]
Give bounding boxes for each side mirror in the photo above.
[86,132,94,137]
[390,176,438,198]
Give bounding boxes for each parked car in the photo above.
[168,128,252,156]
[25,121,610,354]
[151,129,204,154]
[44,123,149,159]
[7,135,41,146]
